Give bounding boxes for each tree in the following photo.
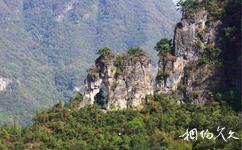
[114,55,125,76]
[127,47,142,57]
[87,67,99,78]
[154,38,172,54]
[97,47,112,57]
[177,0,200,16]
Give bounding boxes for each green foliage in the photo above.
[87,67,99,78]
[212,89,241,112]
[74,92,83,101]
[114,55,124,68]
[97,47,113,57]
[128,47,142,57]
[127,47,144,61]
[177,0,200,17]
[154,38,172,54]
[203,0,223,21]
[68,92,83,109]
[0,93,240,149]
[207,46,221,61]
[177,0,223,20]
[206,0,242,110]
[0,0,180,125]
[177,84,187,93]
[114,55,125,76]
[199,44,222,64]
[156,70,169,81]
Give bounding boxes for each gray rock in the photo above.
[82,8,221,109]
[156,9,219,104]
[82,52,154,110]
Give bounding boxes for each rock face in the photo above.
[81,50,154,110]
[81,8,222,109]
[156,9,221,104]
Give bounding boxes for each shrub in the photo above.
[114,55,125,76]
[87,67,99,78]
[154,38,172,54]
[156,70,169,81]
[97,47,112,57]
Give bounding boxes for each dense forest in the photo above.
[0,93,241,149]
[0,0,179,125]
[0,0,241,149]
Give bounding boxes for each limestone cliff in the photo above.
[156,8,221,104]
[81,3,224,109]
[81,48,154,110]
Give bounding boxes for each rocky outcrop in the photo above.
[81,6,222,109]
[156,9,221,104]
[81,50,154,110]
[81,72,103,107]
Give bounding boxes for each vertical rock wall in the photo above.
[81,7,222,109]
[81,51,154,110]
[156,9,221,104]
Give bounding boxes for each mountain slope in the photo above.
[0,0,180,125]
[0,94,241,149]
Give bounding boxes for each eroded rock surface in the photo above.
[156,9,221,104]
[81,50,154,110]
[81,8,222,109]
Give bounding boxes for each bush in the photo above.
[114,55,125,76]
[97,47,113,57]
[87,67,99,78]
[154,38,172,54]
[128,47,142,56]
[156,70,169,81]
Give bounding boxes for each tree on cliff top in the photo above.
[96,47,115,64]
[154,38,172,54]
[97,47,113,57]
[127,47,143,56]
[177,0,200,16]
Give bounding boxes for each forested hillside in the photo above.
[0,0,241,149]
[0,93,241,149]
[0,0,179,125]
